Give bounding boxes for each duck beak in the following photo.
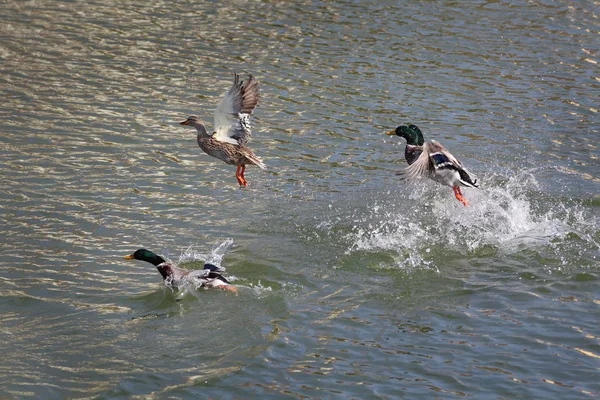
[124,254,135,260]
[180,120,189,125]
[385,130,395,135]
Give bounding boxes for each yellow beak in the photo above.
[385,130,395,135]
[124,254,135,260]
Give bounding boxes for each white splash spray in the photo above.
[344,170,597,270]
[177,239,234,270]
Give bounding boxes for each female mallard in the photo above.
[180,74,265,187]
[386,125,479,206]
[124,249,237,293]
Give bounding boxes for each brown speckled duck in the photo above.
[124,249,237,293]
[180,74,265,186]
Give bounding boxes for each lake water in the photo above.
[1,0,599,398]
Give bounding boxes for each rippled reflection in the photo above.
[1,0,599,398]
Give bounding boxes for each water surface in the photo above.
[1,0,599,398]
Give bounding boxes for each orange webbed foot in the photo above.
[453,186,469,207]
[222,285,238,295]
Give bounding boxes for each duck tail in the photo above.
[204,263,226,272]
[249,154,266,170]
[458,169,479,188]
[206,271,231,284]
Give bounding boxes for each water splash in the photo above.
[247,281,274,298]
[345,170,598,270]
[177,239,235,270]
[167,240,276,296]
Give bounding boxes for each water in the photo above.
[1,0,599,398]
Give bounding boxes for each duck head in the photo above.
[180,115,210,137]
[386,124,424,146]
[124,249,166,266]
[180,115,204,127]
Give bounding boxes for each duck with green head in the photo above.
[386,124,424,165]
[386,124,479,206]
[124,249,237,293]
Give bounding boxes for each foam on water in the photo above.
[346,170,598,270]
[247,281,274,298]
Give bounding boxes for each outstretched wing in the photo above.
[397,141,458,179]
[213,74,259,146]
[396,144,431,180]
[398,141,479,188]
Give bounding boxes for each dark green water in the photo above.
[1,0,599,398]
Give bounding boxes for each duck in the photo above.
[124,249,237,293]
[180,73,266,187]
[386,125,479,206]
[385,124,424,165]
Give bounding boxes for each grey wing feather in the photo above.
[396,145,432,179]
[398,140,480,188]
[239,75,259,114]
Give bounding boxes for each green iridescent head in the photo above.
[124,249,166,266]
[386,124,424,146]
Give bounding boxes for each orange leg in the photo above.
[453,186,469,207]
[238,164,248,186]
[235,165,247,186]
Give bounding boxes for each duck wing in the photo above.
[185,268,212,281]
[202,263,231,284]
[396,144,430,180]
[398,141,478,188]
[184,264,231,284]
[213,74,259,146]
[427,141,478,188]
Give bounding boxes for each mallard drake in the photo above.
[386,125,479,206]
[124,249,237,293]
[180,74,266,187]
[386,124,424,165]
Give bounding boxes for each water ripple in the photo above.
[1,0,599,398]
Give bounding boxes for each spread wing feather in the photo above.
[397,140,479,188]
[396,144,431,179]
[213,74,259,146]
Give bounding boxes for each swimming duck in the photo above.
[180,74,266,187]
[124,249,237,293]
[386,124,424,165]
[386,125,479,206]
